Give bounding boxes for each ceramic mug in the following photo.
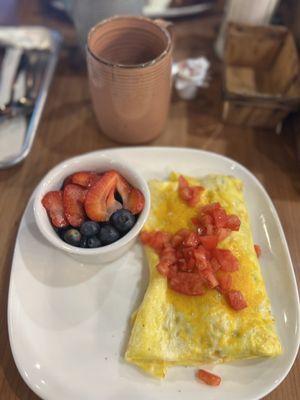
[86,15,173,144]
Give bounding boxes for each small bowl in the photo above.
[33,152,150,264]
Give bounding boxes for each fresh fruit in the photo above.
[63,228,81,246]
[196,369,221,386]
[80,221,100,237]
[80,236,88,248]
[125,188,145,214]
[84,171,122,221]
[71,171,99,188]
[42,168,145,249]
[98,224,120,245]
[110,209,136,234]
[42,191,68,228]
[87,236,102,248]
[63,184,87,227]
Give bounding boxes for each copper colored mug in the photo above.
[86,16,173,144]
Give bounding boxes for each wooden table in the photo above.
[0,1,299,399]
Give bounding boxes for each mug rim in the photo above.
[86,15,172,69]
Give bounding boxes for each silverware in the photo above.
[0,27,61,170]
[0,50,40,121]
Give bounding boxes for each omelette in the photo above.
[125,173,282,378]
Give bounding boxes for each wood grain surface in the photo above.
[0,1,299,399]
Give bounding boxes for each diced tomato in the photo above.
[217,273,232,293]
[254,244,261,258]
[183,231,199,247]
[198,235,218,250]
[226,214,241,231]
[140,231,171,254]
[191,217,200,227]
[212,207,228,228]
[213,248,240,272]
[201,202,221,216]
[178,175,189,188]
[216,228,231,242]
[200,268,219,288]
[193,247,208,270]
[227,290,247,310]
[171,234,183,248]
[178,175,203,207]
[210,257,221,271]
[169,272,204,296]
[157,260,171,277]
[196,369,221,386]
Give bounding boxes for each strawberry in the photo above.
[63,184,87,227]
[125,188,145,214]
[71,171,100,188]
[84,171,121,221]
[116,174,132,204]
[42,191,68,228]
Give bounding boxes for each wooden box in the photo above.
[222,23,300,129]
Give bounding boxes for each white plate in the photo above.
[8,147,300,400]
[143,0,213,18]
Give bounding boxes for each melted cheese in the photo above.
[125,174,282,378]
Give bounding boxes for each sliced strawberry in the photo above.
[116,174,132,204]
[71,171,100,188]
[125,188,145,215]
[62,175,73,188]
[63,184,87,227]
[42,191,68,228]
[84,171,120,221]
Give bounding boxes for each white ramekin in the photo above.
[33,152,150,264]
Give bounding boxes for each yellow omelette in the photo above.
[125,173,281,378]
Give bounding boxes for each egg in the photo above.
[125,174,282,378]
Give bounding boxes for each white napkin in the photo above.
[0,48,27,161]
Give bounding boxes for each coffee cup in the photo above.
[86,15,173,144]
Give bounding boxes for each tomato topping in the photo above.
[178,175,204,207]
[198,235,218,250]
[226,214,241,231]
[183,232,199,247]
[210,257,221,271]
[196,369,221,386]
[140,194,246,310]
[227,290,247,310]
[200,268,219,288]
[169,272,204,296]
[213,248,240,272]
[254,244,261,258]
[216,228,231,242]
[217,273,232,293]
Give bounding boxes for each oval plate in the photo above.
[8,147,300,400]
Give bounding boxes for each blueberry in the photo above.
[80,221,100,237]
[87,236,102,248]
[110,209,136,234]
[80,236,88,248]
[63,228,81,246]
[98,224,120,245]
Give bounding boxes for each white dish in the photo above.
[33,154,150,264]
[8,147,300,400]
